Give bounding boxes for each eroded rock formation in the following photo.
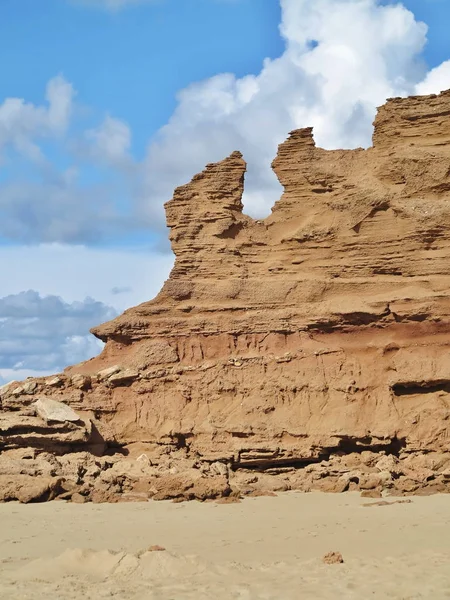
[2,90,450,502]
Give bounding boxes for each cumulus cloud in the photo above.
[84,115,133,168]
[0,76,74,163]
[137,0,444,221]
[0,243,173,380]
[2,1,450,243]
[416,60,450,95]
[0,291,117,373]
[0,83,141,244]
[0,76,128,244]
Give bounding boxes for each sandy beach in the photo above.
[0,492,449,599]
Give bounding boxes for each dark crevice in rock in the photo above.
[232,436,406,471]
[329,435,407,457]
[392,313,429,323]
[214,222,245,239]
[392,381,450,396]
[173,433,193,449]
[233,456,325,470]
[306,309,391,332]
[352,202,390,233]
[231,432,251,439]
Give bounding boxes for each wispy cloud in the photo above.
[111,286,133,295]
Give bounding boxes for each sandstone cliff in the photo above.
[2,90,450,502]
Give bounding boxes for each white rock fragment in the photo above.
[0,381,17,398]
[24,381,38,394]
[108,369,139,387]
[12,381,38,396]
[34,398,82,423]
[136,454,152,466]
[210,461,229,477]
[71,374,91,390]
[46,376,63,387]
[97,365,121,381]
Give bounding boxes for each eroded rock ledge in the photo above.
[2,90,450,503]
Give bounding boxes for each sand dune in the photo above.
[1,492,450,599]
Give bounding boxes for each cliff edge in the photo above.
[2,90,450,503]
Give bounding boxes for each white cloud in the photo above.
[3,1,450,243]
[416,60,450,95]
[0,81,140,244]
[44,76,74,134]
[0,75,74,163]
[0,76,111,245]
[85,115,133,167]
[137,0,448,222]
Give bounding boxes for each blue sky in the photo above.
[1,0,447,160]
[1,0,450,383]
[1,0,283,159]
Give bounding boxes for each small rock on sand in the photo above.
[322,551,344,564]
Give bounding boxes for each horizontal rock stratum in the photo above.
[2,90,450,502]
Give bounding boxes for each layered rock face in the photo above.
[2,90,450,502]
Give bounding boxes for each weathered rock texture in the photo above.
[2,90,450,502]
